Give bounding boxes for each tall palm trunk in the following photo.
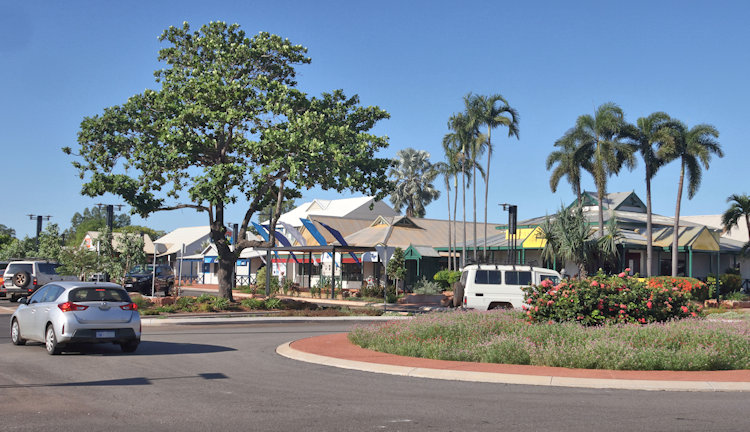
[453,173,459,270]
[472,160,477,263]
[672,159,686,276]
[462,160,467,268]
[445,176,452,271]
[645,165,653,277]
[483,127,491,261]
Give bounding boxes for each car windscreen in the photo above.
[69,287,131,303]
[129,265,154,274]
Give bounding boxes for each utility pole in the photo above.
[96,203,125,230]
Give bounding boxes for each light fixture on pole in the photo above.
[499,203,518,265]
[27,214,52,248]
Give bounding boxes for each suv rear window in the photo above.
[6,263,33,275]
[474,270,502,285]
[38,263,62,275]
[505,271,531,286]
[69,288,131,303]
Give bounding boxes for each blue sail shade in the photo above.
[317,220,361,267]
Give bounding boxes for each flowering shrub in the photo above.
[521,271,702,325]
[646,276,709,302]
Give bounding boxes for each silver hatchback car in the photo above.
[10,281,141,355]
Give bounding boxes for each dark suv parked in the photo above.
[123,265,174,296]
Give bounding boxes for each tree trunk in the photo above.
[672,159,685,277]
[597,187,605,239]
[483,127,491,261]
[462,160,467,268]
[217,255,235,301]
[473,158,477,263]
[745,213,750,243]
[453,174,459,270]
[645,167,653,277]
[210,202,235,301]
[446,176,452,271]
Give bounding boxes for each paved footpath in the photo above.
[278,332,750,393]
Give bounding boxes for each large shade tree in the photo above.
[466,93,519,260]
[65,22,392,299]
[621,112,673,277]
[658,121,723,276]
[388,148,440,218]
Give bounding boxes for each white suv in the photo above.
[456,264,561,310]
[1,261,78,301]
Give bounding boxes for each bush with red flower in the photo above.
[646,276,709,302]
[521,271,702,325]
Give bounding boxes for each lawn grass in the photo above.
[348,309,750,371]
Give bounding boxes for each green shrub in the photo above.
[131,295,153,310]
[155,304,177,313]
[433,270,461,290]
[175,296,197,311]
[197,293,215,303]
[360,281,383,298]
[256,267,279,295]
[522,271,702,325]
[413,277,443,295]
[264,298,283,309]
[211,297,230,311]
[241,298,265,309]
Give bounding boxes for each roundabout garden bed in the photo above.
[349,273,750,371]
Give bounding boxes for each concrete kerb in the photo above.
[276,340,750,392]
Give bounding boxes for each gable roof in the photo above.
[153,226,211,256]
[273,196,397,227]
[574,191,646,212]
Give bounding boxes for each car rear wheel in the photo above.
[11,319,26,345]
[14,271,31,289]
[120,340,139,353]
[45,324,60,355]
[452,281,464,307]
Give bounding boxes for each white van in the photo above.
[456,264,561,310]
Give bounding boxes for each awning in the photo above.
[204,256,217,263]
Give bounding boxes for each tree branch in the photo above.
[154,204,210,213]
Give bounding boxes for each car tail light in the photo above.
[463,296,467,306]
[58,302,89,312]
[120,303,138,311]
[33,277,38,286]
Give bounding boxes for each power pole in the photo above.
[27,214,52,249]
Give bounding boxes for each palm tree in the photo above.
[721,193,750,251]
[546,130,592,203]
[567,102,635,236]
[434,140,462,271]
[466,93,519,261]
[388,148,440,218]
[659,121,723,276]
[445,114,484,268]
[621,112,673,277]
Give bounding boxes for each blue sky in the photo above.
[1,0,748,238]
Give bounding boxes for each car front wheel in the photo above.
[45,325,60,355]
[11,319,26,345]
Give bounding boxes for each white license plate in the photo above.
[125,284,133,288]
[96,331,115,338]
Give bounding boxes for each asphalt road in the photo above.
[1,312,749,432]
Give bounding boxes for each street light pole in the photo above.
[27,214,52,249]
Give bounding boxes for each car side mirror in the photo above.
[17,297,28,305]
